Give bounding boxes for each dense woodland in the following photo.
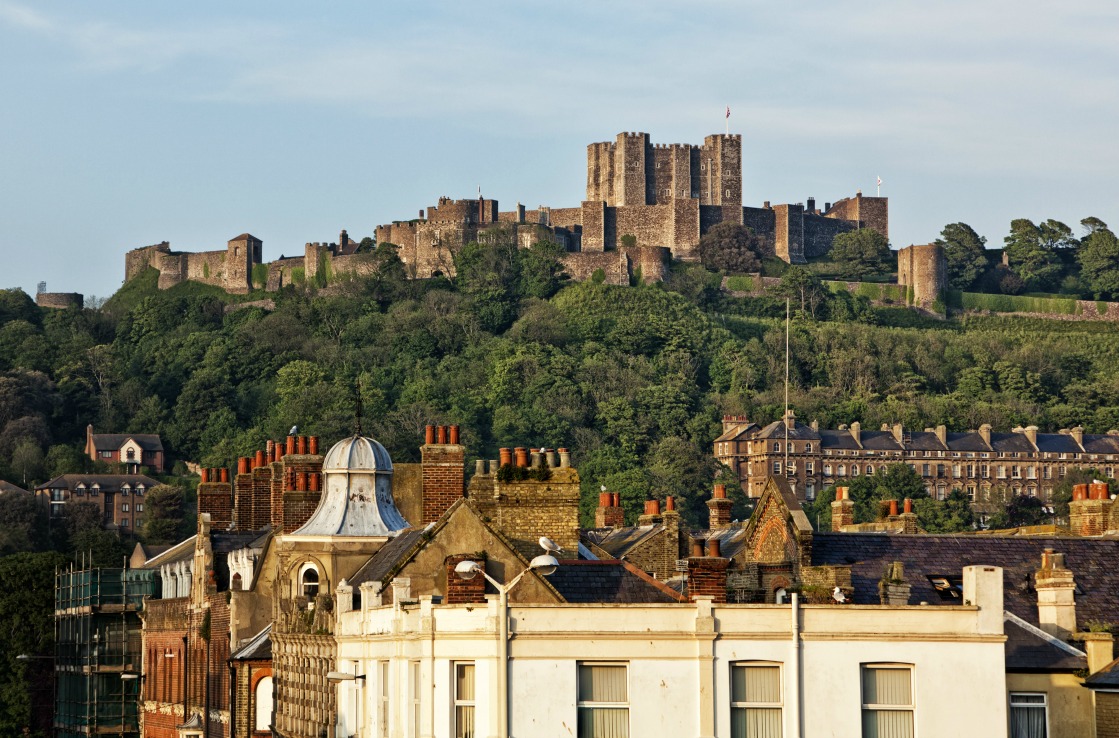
[0,221,1118,733]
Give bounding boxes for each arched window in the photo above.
[301,565,320,600]
[789,443,796,454]
[805,443,812,453]
[837,465,847,477]
[254,675,274,731]
[232,573,243,592]
[772,442,781,453]
[851,465,860,477]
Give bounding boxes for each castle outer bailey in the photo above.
[375,131,889,277]
[122,130,890,292]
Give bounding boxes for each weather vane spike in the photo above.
[354,378,364,436]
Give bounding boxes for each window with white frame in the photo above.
[410,660,422,737]
[772,461,782,475]
[861,664,913,738]
[379,661,389,738]
[730,662,782,737]
[454,662,475,738]
[254,675,273,732]
[300,564,320,600]
[578,662,628,738]
[1009,692,1047,738]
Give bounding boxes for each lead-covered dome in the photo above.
[291,435,409,537]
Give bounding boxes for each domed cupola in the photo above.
[290,435,409,537]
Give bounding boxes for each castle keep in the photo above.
[122,130,890,290]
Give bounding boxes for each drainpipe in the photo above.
[182,635,189,725]
[228,661,237,738]
[791,593,801,738]
[499,586,509,738]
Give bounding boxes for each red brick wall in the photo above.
[688,557,729,603]
[444,554,487,604]
[421,443,465,524]
[198,482,233,529]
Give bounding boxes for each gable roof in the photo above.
[1085,656,1119,689]
[581,525,664,560]
[231,624,272,661]
[544,560,686,604]
[348,528,429,588]
[811,532,1119,630]
[0,480,29,495]
[90,433,163,452]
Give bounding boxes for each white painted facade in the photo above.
[333,566,1009,738]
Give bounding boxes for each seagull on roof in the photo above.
[289,425,299,436]
[832,586,847,604]
[601,484,607,492]
[539,536,563,555]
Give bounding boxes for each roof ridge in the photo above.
[619,560,688,602]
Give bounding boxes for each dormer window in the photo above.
[121,485,130,496]
[91,484,100,494]
[135,485,145,495]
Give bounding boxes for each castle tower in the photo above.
[700,134,742,206]
[897,243,947,309]
[613,132,650,206]
[225,233,262,294]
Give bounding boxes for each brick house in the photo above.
[85,425,166,473]
[36,473,159,531]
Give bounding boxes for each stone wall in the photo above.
[897,242,947,307]
[471,466,582,554]
[35,292,83,309]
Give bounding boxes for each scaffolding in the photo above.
[54,566,158,737]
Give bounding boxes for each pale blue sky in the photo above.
[2,1,1117,298]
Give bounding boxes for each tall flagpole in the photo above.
[725,105,730,136]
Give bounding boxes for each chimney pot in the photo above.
[220,468,229,483]
[903,498,912,514]
[499,448,513,467]
[691,539,705,558]
[476,459,486,476]
[286,436,296,455]
[558,449,571,467]
[449,425,460,445]
[437,426,448,444]
[1073,484,1089,501]
[254,450,265,469]
[425,425,436,445]
[889,500,899,517]
[665,495,675,512]
[611,493,620,507]
[514,447,529,467]
[309,436,319,455]
[309,473,320,492]
[200,468,210,483]
[297,472,308,491]
[713,483,726,499]
[707,538,721,557]
[599,492,612,507]
[297,436,307,455]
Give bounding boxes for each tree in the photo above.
[1077,219,1119,298]
[936,223,988,290]
[0,489,47,554]
[697,222,763,274]
[987,494,1048,529]
[141,484,186,543]
[771,267,828,319]
[830,229,892,279]
[1003,219,1065,291]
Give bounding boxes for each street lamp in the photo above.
[453,549,560,738]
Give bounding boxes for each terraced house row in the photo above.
[716,411,1119,505]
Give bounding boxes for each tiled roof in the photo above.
[811,533,1119,630]
[1085,656,1119,688]
[756,422,821,441]
[139,536,196,567]
[581,525,663,559]
[348,529,428,588]
[1084,434,1119,454]
[819,430,860,450]
[544,560,686,604]
[1035,434,1083,453]
[990,433,1035,453]
[1003,612,1086,672]
[0,480,29,494]
[36,474,161,491]
[230,233,260,242]
[231,624,272,661]
[91,433,163,452]
[714,422,759,442]
[860,432,903,451]
[946,432,990,452]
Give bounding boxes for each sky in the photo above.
[1,1,1117,298]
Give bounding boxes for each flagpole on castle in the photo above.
[725,105,730,136]
[877,176,881,197]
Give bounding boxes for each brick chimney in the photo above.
[831,486,854,531]
[197,469,233,530]
[421,425,466,524]
[281,439,325,533]
[638,499,662,527]
[1035,548,1076,638]
[878,561,911,606]
[1069,482,1113,536]
[444,554,487,604]
[899,498,919,534]
[707,484,733,529]
[688,538,729,603]
[595,491,625,528]
[979,423,992,447]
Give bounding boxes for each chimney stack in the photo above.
[688,538,729,603]
[1069,482,1113,536]
[638,499,663,526]
[707,484,733,529]
[1035,548,1077,638]
[421,425,466,524]
[595,490,625,528]
[831,487,854,531]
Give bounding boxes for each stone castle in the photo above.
[122,130,906,291]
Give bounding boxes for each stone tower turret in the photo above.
[897,243,947,310]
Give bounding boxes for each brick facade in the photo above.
[421,426,466,524]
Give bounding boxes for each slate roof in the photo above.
[755,421,821,441]
[714,422,759,443]
[347,529,427,588]
[544,560,686,604]
[1085,656,1119,689]
[946,432,990,452]
[230,233,261,242]
[0,480,29,494]
[1035,434,1083,453]
[991,433,1035,453]
[1084,434,1119,454]
[90,433,163,452]
[36,474,161,491]
[1003,612,1086,672]
[811,533,1119,629]
[819,430,860,450]
[581,525,663,559]
[860,432,903,451]
[231,624,272,661]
